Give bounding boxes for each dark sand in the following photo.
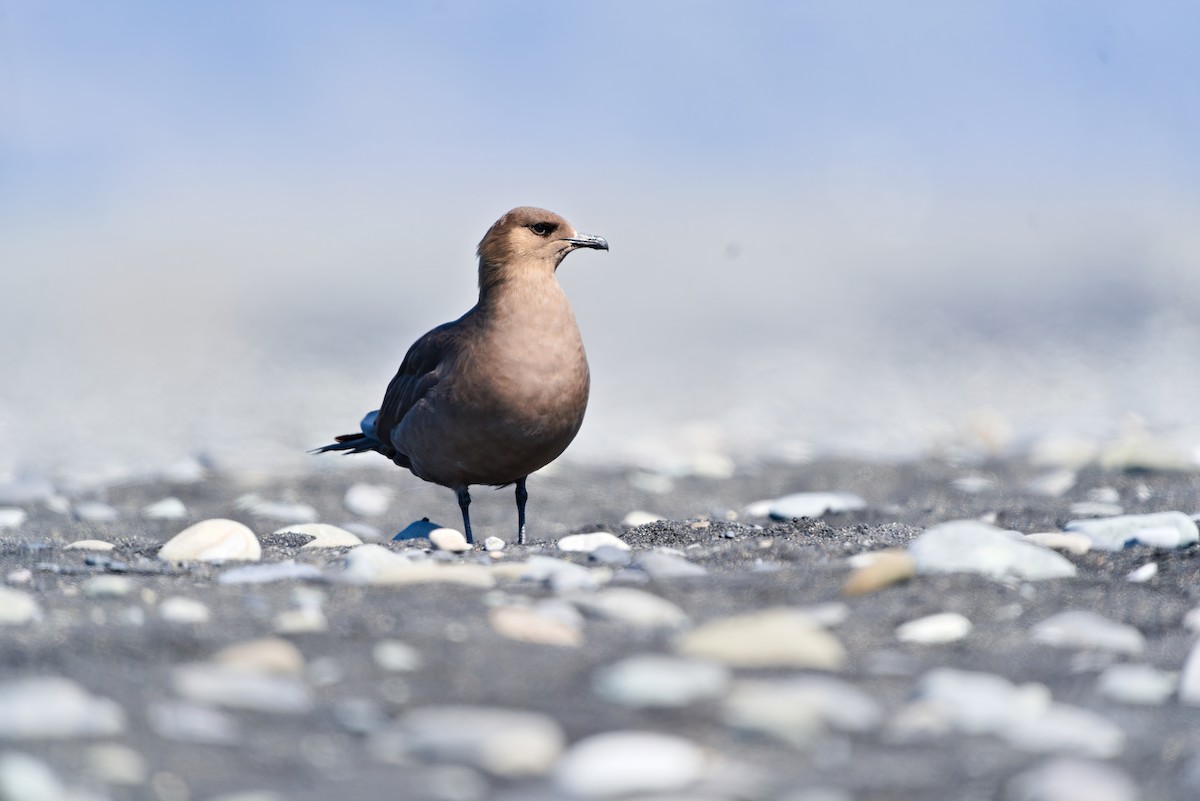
[3,458,1200,800]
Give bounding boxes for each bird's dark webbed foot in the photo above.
[455,486,474,544]
[515,477,528,545]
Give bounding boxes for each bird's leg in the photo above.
[515,477,528,545]
[455,486,474,544]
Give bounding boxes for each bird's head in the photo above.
[477,207,608,290]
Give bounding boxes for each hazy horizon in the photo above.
[3,2,1200,479]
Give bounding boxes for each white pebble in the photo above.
[1065,511,1198,551]
[483,537,506,552]
[73,501,118,523]
[142,497,188,520]
[1005,757,1138,801]
[1096,663,1176,705]
[724,676,882,747]
[213,637,306,674]
[400,706,565,778]
[0,587,39,625]
[372,640,423,672]
[429,528,470,552]
[622,510,663,526]
[0,508,28,529]
[82,575,133,599]
[1126,562,1157,583]
[218,562,324,584]
[568,588,689,630]
[64,539,115,552]
[767,491,867,519]
[158,519,262,563]
[0,751,67,801]
[1030,611,1145,656]
[557,532,630,553]
[896,612,973,644]
[273,523,363,549]
[0,676,125,739]
[84,743,148,785]
[675,608,845,670]
[146,701,239,745]
[909,520,1076,581]
[237,496,317,524]
[593,655,730,708]
[554,731,706,797]
[1177,637,1200,705]
[158,597,211,624]
[172,665,312,714]
[1022,532,1092,555]
[343,483,392,517]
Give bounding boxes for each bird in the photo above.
[313,207,608,545]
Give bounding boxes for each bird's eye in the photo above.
[529,222,556,236]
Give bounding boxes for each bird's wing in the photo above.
[374,319,465,449]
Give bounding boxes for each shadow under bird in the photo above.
[314,207,609,544]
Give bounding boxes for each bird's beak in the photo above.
[564,233,609,251]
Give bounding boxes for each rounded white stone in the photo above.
[1022,532,1092,555]
[372,640,423,672]
[0,587,39,625]
[213,637,306,674]
[622,510,664,527]
[84,743,148,786]
[558,532,630,553]
[593,655,730,708]
[1126,562,1158,583]
[429,528,470,553]
[896,612,973,644]
[675,608,845,670]
[0,752,66,800]
[273,523,363,549]
[159,596,211,624]
[554,731,706,797]
[401,706,565,777]
[1030,611,1145,656]
[910,520,1076,581]
[483,536,506,551]
[1096,663,1176,705]
[158,519,262,563]
[0,508,28,529]
[142,497,188,520]
[568,588,690,630]
[82,575,133,598]
[767,491,867,519]
[1005,757,1138,801]
[0,676,126,738]
[64,539,115,552]
[343,483,392,517]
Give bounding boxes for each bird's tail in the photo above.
[310,411,392,457]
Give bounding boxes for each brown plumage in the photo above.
[314,207,608,544]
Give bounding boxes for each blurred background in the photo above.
[3,1,1200,480]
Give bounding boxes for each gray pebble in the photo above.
[146,701,240,744]
[171,665,313,714]
[73,501,118,523]
[632,551,707,579]
[909,520,1076,581]
[593,655,730,708]
[0,676,125,739]
[1030,611,1146,656]
[218,561,324,585]
[588,545,632,567]
[1005,757,1138,801]
[1096,663,1176,705]
[398,706,564,778]
[554,730,707,798]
